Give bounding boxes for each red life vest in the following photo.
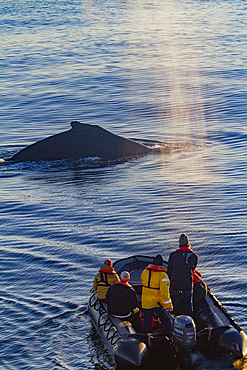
[99,269,116,274]
[146,265,166,272]
[193,270,202,284]
[176,246,192,252]
[115,281,131,288]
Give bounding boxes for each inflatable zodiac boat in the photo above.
[88,255,247,368]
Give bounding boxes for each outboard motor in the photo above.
[171,315,196,363]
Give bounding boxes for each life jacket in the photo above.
[97,268,117,287]
[142,265,167,290]
[176,246,192,252]
[141,264,172,309]
[176,246,194,265]
[193,270,202,284]
[115,280,132,288]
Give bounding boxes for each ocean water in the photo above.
[0,0,247,369]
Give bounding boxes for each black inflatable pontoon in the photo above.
[88,292,149,367]
[88,255,247,367]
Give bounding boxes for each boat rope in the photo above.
[89,293,122,346]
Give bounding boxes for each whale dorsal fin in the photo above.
[70,121,87,129]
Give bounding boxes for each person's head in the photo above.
[120,271,130,282]
[104,259,112,267]
[179,233,190,247]
[152,254,163,266]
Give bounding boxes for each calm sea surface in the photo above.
[1,0,247,369]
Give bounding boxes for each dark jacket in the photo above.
[168,246,198,291]
[106,282,139,317]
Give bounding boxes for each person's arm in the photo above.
[114,273,120,283]
[131,289,140,310]
[93,275,98,292]
[106,285,111,305]
[160,273,173,309]
[167,255,173,279]
[189,253,198,270]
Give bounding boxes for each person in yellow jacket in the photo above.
[141,255,173,334]
[93,259,120,302]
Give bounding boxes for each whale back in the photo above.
[10,121,150,162]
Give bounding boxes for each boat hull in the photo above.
[112,255,247,360]
[88,292,149,367]
[194,289,247,359]
[88,255,247,367]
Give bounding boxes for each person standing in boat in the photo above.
[106,271,142,332]
[167,234,198,317]
[141,254,173,335]
[93,259,120,303]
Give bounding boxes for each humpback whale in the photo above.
[10,121,151,162]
